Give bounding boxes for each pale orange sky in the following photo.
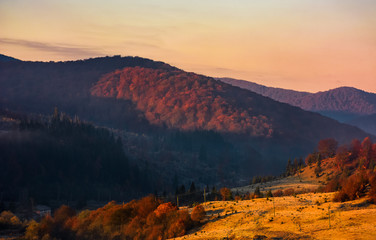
[1,0,375,93]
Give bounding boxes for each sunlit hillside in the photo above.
[176,193,376,240]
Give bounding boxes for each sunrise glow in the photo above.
[1,0,375,92]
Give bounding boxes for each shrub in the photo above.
[220,188,232,201]
[54,205,76,224]
[25,220,39,240]
[273,190,283,197]
[333,172,369,202]
[369,174,376,203]
[167,219,186,238]
[22,196,201,240]
[190,205,205,222]
[283,188,295,196]
[324,177,341,192]
[154,202,177,218]
[0,211,21,229]
[234,195,242,201]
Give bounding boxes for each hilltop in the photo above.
[219,78,376,123]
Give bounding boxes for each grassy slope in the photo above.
[176,159,376,239]
[232,158,335,195]
[176,193,376,240]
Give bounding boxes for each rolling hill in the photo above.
[91,66,369,142]
[219,78,376,123]
[0,55,373,190]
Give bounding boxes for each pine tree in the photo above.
[189,182,196,193]
[254,186,261,198]
[286,159,292,176]
[293,158,299,174]
[266,190,273,198]
[179,185,186,194]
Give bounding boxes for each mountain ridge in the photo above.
[0,55,373,187]
[218,77,376,122]
[91,66,371,143]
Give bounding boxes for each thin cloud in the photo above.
[0,38,103,57]
[122,41,161,49]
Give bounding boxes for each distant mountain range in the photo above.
[0,55,373,193]
[218,78,376,135]
[349,114,376,137]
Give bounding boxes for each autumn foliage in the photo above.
[315,137,376,202]
[91,67,273,136]
[25,195,203,240]
[190,205,206,222]
[219,187,233,201]
[333,172,370,202]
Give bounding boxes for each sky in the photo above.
[1,0,375,93]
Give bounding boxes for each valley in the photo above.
[0,55,375,240]
[2,1,375,239]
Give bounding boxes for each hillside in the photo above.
[0,110,153,204]
[0,56,373,190]
[19,136,376,240]
[176,137,376,240]
[0,54,20,62]
[349,114,376,136]
[219,78,376,122]
[91,66,369,141]
[0,56,175,131]
[175,193,376,240]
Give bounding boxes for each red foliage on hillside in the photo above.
[318,137,376,202]
[91,67,273,136]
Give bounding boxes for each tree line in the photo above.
[0,109,153,208]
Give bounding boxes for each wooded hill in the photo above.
[0,56,373,194]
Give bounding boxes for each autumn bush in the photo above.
[312,137,376,202]
[190,205,205,222]
[54,205,76,224]
[333,172,369,202]
[283,188,295,196]
[0,211,22,230]
[24,195,198,240]
[324,176,341,193]
[273,189,283,198]
[369,174,376,203]
[234,195,242,201]
[220,187,232,201]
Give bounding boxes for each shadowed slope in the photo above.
[219,78,376,122]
